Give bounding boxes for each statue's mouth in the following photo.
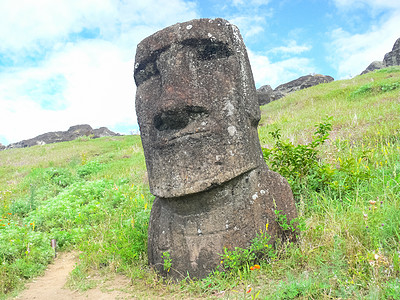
[167,127,212,142]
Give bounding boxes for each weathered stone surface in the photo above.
[148,165,296,279]
[0,143,5,150]
[135,18,260,198]
[135,18,297,280]
[257,74,334,106]
[5,124,120,149]
[361,61,385,75]
[383,37,400,67]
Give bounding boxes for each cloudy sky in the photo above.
[1,0,399,145]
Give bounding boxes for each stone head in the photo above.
[134,18,263,198]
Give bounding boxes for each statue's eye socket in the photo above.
[134,60,159,86]
[181,39,233,61]
[197,42,233,61]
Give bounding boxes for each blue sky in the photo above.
[0,0,399,145]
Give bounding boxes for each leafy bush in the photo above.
[76,160,102,178]
[350,84,373,97]
[0,218,53,292]
[380,81,400,92]
[262,117,333,198]
[350,81,400,98]
[44,168,74,188]
[263,118,374,200]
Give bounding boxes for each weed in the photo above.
[162,251,172,273]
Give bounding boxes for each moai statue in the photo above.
[134,18,297,279]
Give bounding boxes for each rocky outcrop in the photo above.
[383,38,400,67]
[0,143,5,150]
[361,61,385,75]
[5,124,120,149]
[361,37,400,75]
[257,84,285,105]
[257,74,334,105]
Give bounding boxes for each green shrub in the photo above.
[44,167,74,188]
[376,66,400,73]
[76,160,103,178]
[350,81,400,98]
[350,84,373,97]
[262,117,333,198]
[380,81,400,92]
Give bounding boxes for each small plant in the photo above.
[274,210,305,241]
[162,251,172,273]
[380,81,400,92]
[219,212,306,276]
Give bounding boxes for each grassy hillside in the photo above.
[1,66,400,299]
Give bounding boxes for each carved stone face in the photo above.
[134,18,262,198]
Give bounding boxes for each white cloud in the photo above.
[0,0,197,52]
[0,0,114,51]
[228,15,266,38]
[0,39,135,143]
[224,0,273,39]
[0,0,198,144]
[248,50,315,88]
[333,0,400,10]
[232,0,271,6]
[269,40,311,55]
[328,3,400,78]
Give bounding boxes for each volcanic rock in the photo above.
[360,61,385,75]
[135,18,297,279]
[383,37,400,67]
[257,74,334,105]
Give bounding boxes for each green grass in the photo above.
[1,66,400,299]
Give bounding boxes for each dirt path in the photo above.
[16,252,133,300]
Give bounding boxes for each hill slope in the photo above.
[1,67,400,298]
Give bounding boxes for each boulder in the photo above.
[257,85,273,105]
[135,18,297,279]
[361,61,385,75]
[93,127,119,138]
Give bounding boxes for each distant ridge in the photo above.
[256,74,334,106]
[2,124,121,150]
